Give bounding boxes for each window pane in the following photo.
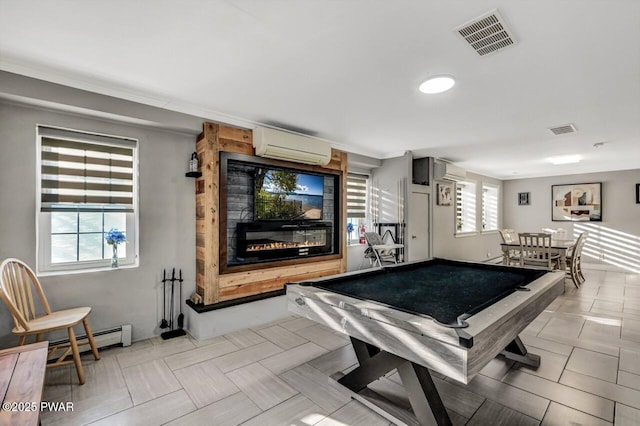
[51,234,77,263]
[79,233,103,261]
[104,212,126,233]
[79,212,102,233]
[51,212,77,233]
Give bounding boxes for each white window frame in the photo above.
[36,125,139,275]
[482,183,500,233]
[346,173,369,245]
[455,180,478,235]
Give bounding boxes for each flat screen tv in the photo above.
[255,167,324,220]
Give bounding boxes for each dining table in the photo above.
[500,238,576,270]
[0,341,48,426]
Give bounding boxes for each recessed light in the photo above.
[419,75,456,94]
[548,155,581,165]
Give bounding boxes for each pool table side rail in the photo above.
[465,270,565,377]
[288,284,461,345]
[286,287,469,383]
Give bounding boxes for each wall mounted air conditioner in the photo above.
[253,126,332,165]
[434,162,467,181]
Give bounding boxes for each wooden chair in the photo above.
[499,229,521,265]
[567,231,589,288]
[0,258,100,385]
[518,233,560,269]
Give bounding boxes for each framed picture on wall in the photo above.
[551,182,602,222]
[437,183,452,206]
[636,183,640,204]
[518,192,530,205]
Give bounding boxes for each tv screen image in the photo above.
[255,168,324,220]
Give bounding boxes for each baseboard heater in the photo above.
[50,324,132,353]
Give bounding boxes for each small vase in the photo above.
[111,245,119,268]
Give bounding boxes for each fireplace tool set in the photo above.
[160,268,186,340]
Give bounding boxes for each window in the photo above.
[482,184,499,231]
[37,126,138,274]
[346,174,368,244]
[455,181,477,234]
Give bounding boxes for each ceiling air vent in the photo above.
[455,9,517,56]
[548,124,577,136]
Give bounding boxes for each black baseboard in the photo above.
[185,288,286,314]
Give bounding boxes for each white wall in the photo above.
[0,101,197,348]
[431,172,503,262]
[371,154,411,224]
[504,169,640,272]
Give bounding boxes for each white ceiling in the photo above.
[1,0,639,179]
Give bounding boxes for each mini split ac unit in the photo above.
[434,162,467,181]
[253,127,332,165]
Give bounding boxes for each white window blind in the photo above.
[40,128,135,213]
[482,184,499,231]
[456,181,477,233]
[346,174,367,219]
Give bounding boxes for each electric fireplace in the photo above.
[236,221,333,262]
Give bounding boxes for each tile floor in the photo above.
[41,266,640,425]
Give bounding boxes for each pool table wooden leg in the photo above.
[500,336,541,369]
[340,337,453,426]
[338,338,405,392]
[397,361,452,426]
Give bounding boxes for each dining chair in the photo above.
[0,258,100,385]
[361,232,403,268]
[567,231,589,288]
[518,233,560,269]
[499,229,521,265]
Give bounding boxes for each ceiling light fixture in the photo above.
[548,155,581,165]
[419,76,456,94]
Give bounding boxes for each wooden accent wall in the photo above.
[195,122,347,305]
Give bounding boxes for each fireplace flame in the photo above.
[247,241,324,251]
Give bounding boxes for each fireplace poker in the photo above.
[160,269,169,329]
[177,269,184,329]
[169,268,175,330]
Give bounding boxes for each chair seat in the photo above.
[12,307,91,335]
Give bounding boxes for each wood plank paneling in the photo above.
[218,126,252,142]
[219,267,343,301]
[218,260,343,288]
[195,122,347,305]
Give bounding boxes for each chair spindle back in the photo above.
[499,229,519,244]
[519,233,553,268]
[0,259,51,331]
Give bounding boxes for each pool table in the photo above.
[286,258,565,426]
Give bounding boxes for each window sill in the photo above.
[481,230,499,235]
[454,232,478,238]
[37,262,138,277]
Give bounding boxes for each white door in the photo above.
[408,191,430,261]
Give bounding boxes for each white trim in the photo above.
[455,231,479,238]
[35,125,140,275]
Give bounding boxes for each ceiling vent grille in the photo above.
[548,124,577,135]
[455,10,517,56]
